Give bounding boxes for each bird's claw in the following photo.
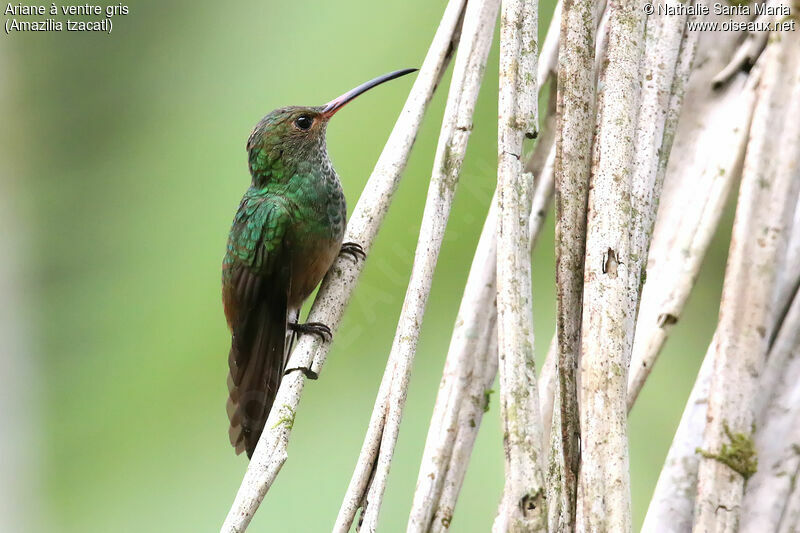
[289,321,332,342]
[339,241,366,262]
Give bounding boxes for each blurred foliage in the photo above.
[3,0,735,531]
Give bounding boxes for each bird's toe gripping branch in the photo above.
[284,321,334,380]
[339,241,367,262]
[289,321,333,342]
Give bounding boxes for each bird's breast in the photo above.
[286,172,346,307]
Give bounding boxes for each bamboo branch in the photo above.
[409,200,499,533]
[710,0,779,89]
[538,0,563,89]
[537,334,558,455]
[408,138,555,532]
[545,0,595,526]
[642,98,796,527]
[694,33,800,531]
[218,2,466,530]
[416,138,556,533]
[772,192,800,338]
[493,0,544,529]
[333,1,500,530]
[641,339,715,533]
[575,0,646,528]
[627,51,761,410]
[741,305,800,531]
[739,58,800,531]
[432,313,500,533]
[538,0,607,458]
[408,10,560,526]
[643,274,797,533]
[779,469,800,533]
[645,10,751,255]
[628,0,698,331]
[404,197,499,533]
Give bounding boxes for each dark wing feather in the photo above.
[223,197,292,458]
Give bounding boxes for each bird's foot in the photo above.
[339,241,366,262]
[289,321,332,342]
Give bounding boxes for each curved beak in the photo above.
[321,68,418,118]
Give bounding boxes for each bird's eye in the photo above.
[294,115,313,130]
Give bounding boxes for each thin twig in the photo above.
[538,0,562,90]
[432,313,500,533]
[694,34,800,532]
[409,198,499,533]
[537,335,558,455]
[406,195,499,533]
[710,0,779,89]
[528,91,559,254]
[218,2,466,530]
[642,89,794,526]
[424,140,556,533]
[643,280,798,533]
[546,0,594,526]
[333,1,500,530]
[772,192,800,340]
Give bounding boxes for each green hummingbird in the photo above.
[223,68,416,458]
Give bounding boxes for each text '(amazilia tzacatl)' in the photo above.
[223,68,417,458]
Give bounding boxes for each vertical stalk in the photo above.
[694,32,800,532]
[546,0,595,527]
[493,0,545,530]
[575,0,646,528]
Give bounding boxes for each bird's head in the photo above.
[246,68,417,186]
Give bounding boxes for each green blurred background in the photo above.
[1,1,735,531]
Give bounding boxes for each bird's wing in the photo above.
[223,197,293,458]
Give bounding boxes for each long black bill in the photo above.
[321,68,418,118]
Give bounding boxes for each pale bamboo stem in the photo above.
[627,0,697,334]
[430,312,500,533]
[778,470,800,533]
[694,33,800,532]
[406,195,500,533]
[546,0,595,526]
[710,0,780,89]
[408,5,560,524]
[493,0,545,529]
[627,69,760,410]
[739,60,800,531]
[575,0,646,528]
[334,1,501,530]
[640,340,715,533]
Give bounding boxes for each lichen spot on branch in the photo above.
[271,405,296,430]
[696,422,758,480]
[483,388,495,413]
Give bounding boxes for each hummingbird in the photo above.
[223,68,417,458]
